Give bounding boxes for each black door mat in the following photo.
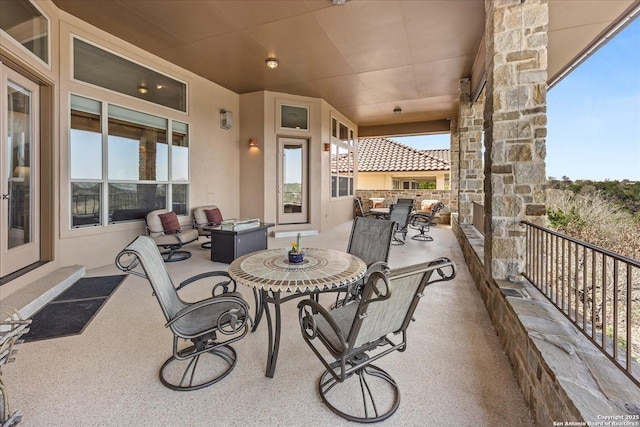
[23,275,126,342]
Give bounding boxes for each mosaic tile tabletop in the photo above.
[228,248,367,294]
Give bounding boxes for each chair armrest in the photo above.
[298,298,348,356]
[166,293,251,335]
[175,271,237,295]
[425,257,457,285]
[410,213,433,227]
[366,261,389,277]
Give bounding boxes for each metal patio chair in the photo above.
[410,201,445,241]
[353,197,376,218]
[333,216,395,308]
[115,235,251,391]
[388,204,412,245]
[298,257,457,422]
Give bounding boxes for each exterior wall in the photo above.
[449,116,460,214]
[483,0,548,280]
[1,2,240,297]
[358,170,449,191]
[356,189,451,217]
[320,100,356,230]
[238,92,356,233]
[458,79,485,224]
[239,91,266,220]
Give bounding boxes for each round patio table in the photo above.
[228,247,366,378]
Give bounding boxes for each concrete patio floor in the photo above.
[4,220,535,426]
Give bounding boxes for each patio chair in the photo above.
[395,198,415,211]
[353,197,375,219]
[298,257,457,422]
[388,204,412,245]
[410,202,445,241]
[146,209,199,262]
[115,235,251,391]
[333,216,395,308]
[192,205,223,249]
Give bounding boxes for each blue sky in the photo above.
[396,17,640,182]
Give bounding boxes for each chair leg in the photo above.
[391,234,405,245]
[159,343,237,391]
[318,363,400,423]
[160,245,192,262]
[411,226,433,242]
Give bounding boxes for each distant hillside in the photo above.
[547,177,640,216]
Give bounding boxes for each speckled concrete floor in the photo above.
[4,221,535,427]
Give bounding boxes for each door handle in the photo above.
[1,194,9,200]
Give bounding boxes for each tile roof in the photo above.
[357,137,450,172]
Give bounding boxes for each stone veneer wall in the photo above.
[449,116,460,214]
[483,0,548,281]
[458,79,485,225]
[355,189,451,215]
[452,214,640,425]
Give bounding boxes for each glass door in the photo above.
[277,137,308,224]
[1,65,40,276]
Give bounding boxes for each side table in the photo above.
[205,222,274,264]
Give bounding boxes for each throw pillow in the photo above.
[159,211,180,234]
[205,208,223,225]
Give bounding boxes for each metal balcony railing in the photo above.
[522,221,639,386]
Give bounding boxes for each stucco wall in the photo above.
[1,2,240,297]
[238,92,357,233]
[358,170,449,190]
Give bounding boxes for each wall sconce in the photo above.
[249,138,258,147]
[220,109,233,130]
[265,57,279,69]
[323,143,331,152]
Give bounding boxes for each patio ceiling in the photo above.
[53,0,639,136]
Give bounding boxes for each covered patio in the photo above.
[4,222,535,426]
[1,0,639,425]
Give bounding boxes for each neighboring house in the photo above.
[356,138,450,190]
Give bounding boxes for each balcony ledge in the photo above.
[452,214,640,424]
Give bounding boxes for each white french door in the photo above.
[0,64,40,276]
[277,137,308,224]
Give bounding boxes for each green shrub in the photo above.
[546,206,585,231]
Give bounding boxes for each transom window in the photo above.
[73,38,187,112]
[0,0,49,64]
[330,117,355,198]
[70,94,189,228]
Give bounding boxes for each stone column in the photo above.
[449,116,459,214]
[458,78,485,224]
[483,0,548,281]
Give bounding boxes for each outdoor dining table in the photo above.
[228,247,367,378]
[369,207,390,219]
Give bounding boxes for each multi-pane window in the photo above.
[330,117,355,198]
[70,94,189,228]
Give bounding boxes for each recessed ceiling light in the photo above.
[266,57,279,69]
[137,85,148,94]
[331,0,347,5]
[156,84,164,90]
